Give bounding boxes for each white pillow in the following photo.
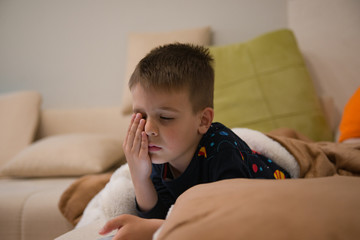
[0,134,124,177]
[121,26,211,115]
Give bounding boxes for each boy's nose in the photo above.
[144,119,158,136]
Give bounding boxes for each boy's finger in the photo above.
[139,131,149,158]
[123,113,136,147]
[127,113,136,134]
[127,113,142,149]
[132,118,146,153]
[98,217,125,235]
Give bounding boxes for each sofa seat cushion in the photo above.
[0,178,76,240]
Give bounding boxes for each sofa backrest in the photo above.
[36,108,131,140]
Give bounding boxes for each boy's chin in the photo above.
[150,156,167,165]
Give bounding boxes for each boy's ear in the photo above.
[198,107,214,134]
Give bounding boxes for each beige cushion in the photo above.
[0,134,124,177]
[0,91,41,173]
[121,26,211,115]
[156,176,360,240]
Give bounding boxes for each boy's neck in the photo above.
[168,133,205,179]
[167,123,211,179]
[168,164,182,179]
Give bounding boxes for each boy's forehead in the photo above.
[131,84,192,111]
[131,83,189,97]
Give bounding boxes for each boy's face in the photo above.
[131,83,204,172]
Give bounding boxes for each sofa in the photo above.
[1,1,359,240]
[0,94,131,239]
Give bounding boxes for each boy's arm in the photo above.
[136,166,174,219]
[123,113,157,211]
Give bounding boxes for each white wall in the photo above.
[0,0,287,108]
[288,0,360,123]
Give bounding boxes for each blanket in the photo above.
[58,128,360,227]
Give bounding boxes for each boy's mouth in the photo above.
[148,144,162,152]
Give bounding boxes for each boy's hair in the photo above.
[129,43,214,113]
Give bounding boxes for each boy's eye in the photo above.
[134,112,147,120]
[160,116,174,121]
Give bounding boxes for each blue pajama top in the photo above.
[137,122,290,219]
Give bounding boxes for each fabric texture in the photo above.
[0,178,76,240]
[54,219,109,240]
[268,134,360,177]
[59,172,115,226]
[37,108,132,139]
[0,134,124,177]
[210,29,333,141]
[59,164,136,228]
[155,176,360,240]
[0,91,41,174]
[121,26,211,115]
[338,87,360,142]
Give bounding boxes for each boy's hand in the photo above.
[123,113,158,212]
[99,214,163,240]
[123,113,152,181]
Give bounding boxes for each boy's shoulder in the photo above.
[203,122,235,140]
[200,122,249,151]
[197,122,252,164]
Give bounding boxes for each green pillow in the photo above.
[209,29,333,141]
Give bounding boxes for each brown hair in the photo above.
[129,43,214,112]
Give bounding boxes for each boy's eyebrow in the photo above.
[132,108,144,114]
[132,107,180,113]
[157,106,180,112]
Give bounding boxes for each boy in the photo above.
[99,43,290,239]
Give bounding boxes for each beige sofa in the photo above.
[0,97,131,240]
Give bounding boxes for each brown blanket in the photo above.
[267,130,360,177]
[59,172,112,225]
[59,128,360,226]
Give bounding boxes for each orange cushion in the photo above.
[339,87,360,142]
